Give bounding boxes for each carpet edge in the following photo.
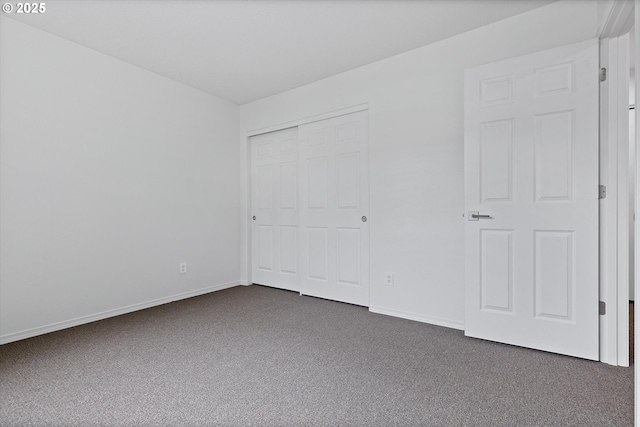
[0,281,241,345]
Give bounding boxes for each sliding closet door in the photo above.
[298,111,370,306]
[250,127,299,291]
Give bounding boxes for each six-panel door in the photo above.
[251,127,300,291]
[298,111,370,306]
[464,40,599,360]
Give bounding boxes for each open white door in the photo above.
[464,40,600,360]
[251,127,299,292]
[298,111,370,306]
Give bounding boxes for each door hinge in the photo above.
[600,67,607,82]
[599,301,606,315]
[599,185,606,199]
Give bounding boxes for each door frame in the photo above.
[634,3,639,426]
[597,0,638,423]
[600,33,632,367]
[243,103,369,288]
[598,0,635,368]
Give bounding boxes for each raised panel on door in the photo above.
[480,229,514,313]
[480,75,514,107]
[336,153,360,209]
[534,231,574,321]
[279,226,297,275]
[256,165,273,209]
[251,127,299,292]
[336,227,361,285]
[299,110,369,306]
[257,225,274,272]
[464,40,599,360]
[534,111,574,201]
[307,227,328,281]
[307,157,328,209]
[279,162,297,210]
[480,120,513,203]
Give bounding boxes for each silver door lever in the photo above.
[468,211,491,221]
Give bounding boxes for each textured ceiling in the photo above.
[5,0,556,104]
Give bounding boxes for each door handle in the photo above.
[468,211,491,221]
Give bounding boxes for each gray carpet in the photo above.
[0,285,633,426]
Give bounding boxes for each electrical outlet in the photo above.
[179,262,187,274]
[384,272,394,286]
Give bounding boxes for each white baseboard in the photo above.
[0,281,240,345]
[369,306,464,331]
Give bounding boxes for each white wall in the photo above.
[239,1,599,328]
[0,18,241,343]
